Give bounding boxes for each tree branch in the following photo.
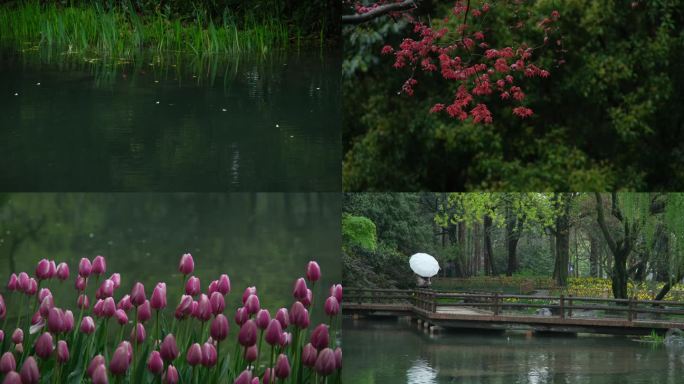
[342,0,418,25]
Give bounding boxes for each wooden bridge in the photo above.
[344,288,684,335]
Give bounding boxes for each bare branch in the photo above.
[342,0,417,25]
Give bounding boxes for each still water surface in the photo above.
[344,318,684,384]
[0,48,340,191]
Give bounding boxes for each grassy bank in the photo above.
[0,1,311,56]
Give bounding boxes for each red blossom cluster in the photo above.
[380,1,560,124]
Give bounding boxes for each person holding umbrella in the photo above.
[409,253,440,288]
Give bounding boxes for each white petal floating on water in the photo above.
[275,124,279,127]
[290,135,294,138]
[36,82,41,86]
[13,93,18,96]
[154,80,159,83]
[222,108,227,112]
[316,87,320,90]
[155,101,160,104]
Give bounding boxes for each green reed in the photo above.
[0,1,292,57]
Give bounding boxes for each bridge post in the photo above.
[568,294,573,318]
[560,295,565,319]
[628,296,634,322]
[431,292,436,313]
[493,293,499,316]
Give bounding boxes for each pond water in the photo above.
[0,47,341,191]
[343,317,684,384]
[0,193,341,316]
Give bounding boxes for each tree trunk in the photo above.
[589,231,599,277]
[483,215,495,276]
[552,193,571,287]
[506,235,519,277]
[612,249,628,299]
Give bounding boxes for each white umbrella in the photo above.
[409,253,440,278]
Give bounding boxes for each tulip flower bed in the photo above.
[0,254,342,383]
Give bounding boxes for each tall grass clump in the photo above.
[0,1,293,57]
[0,254,342,383]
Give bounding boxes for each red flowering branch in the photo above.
[342,0,418,24]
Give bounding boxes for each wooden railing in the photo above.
[345,288,684,322]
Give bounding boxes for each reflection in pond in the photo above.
[0,193,341,314]
[0,47,341,191]
[343,318,684,384]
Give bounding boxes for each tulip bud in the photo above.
[3,371,21,384]
[17,272,29,292]
[109,344,130,375]
[78,258,92,277]
[293,278,308,301]
[81,316,96,334]
[0,330,4,343]
[274,354,291,379]
[324,296,340,317]
[19,356,40,384]
[289,301,309,329]
[117,295,132,312]
[38,288,52,304]
[160,334,179,362]
[14,344,23,355]
[208,280,219,296]
[210,292,225,315]
[310,324,329,350]
[35,259,51,280]
[178,253,194,275]
[245,345,257,362]
[87,355,105,378]
[99,279,114,298]
[163,365,179,384]
[217,274,231,295]
[115,309,128,325]
[137,300,151,322]
[151,282,167,310]
[11,329,23,344]
[55,262,69,280]
[238,319,258,347]
[7,274,17,291]
[102,297,116,318]
[256,309,271,330]
[210,314,229,341]
[64,310,75,332]
[130,322,146,344]
[25,278,37,296]
[147,351,164,375]
[48,260,57,277]
[185,276,200,296]
[234,370,252,384]
[306,261,321,282]
[275,308,289,329]
[175,295,193,319]
[34,332,54,359]
[314,348,336,376]
[186,343,202,366]
[242,287,257,304]
[57,340,69,363]
[244,294,260,315]
[92,364,108,384]
[235,307,249,326]
[201,342,218,367]
[93,299,104,317]
[262,368,273,384]
[109,273,121,288]
[130,282,146,306]
[0,352,16,373]
[196,294,211,322]
[30,310,42,326]
[75,276,87,292]
[334,347,342,369]
[302,343,318,367]
[0,295,6,320]
[92,255,106,275]
[265,319,283,346]
[279,332,291,347]
[330,284,343,303]
[47,308,65,334]
[300,289,313,307]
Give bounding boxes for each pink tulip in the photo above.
[262,368,273,384]
[0,330,4,343]
[0,295,5,319]
[234,370,252,384]
[19,356,40,384]
[38,288,52,302]
[238,319,258,347]
[81,316,96,334]
[25,278,37,295]
[56,262,69,280]
[201,342,217,367]
[310,324,329,350]
[302,343,318,367]
[256,309,271,330]
[293,278,308,301]
[117,295,132,311]
[115,309,128,325]
[35,332,54,358]
[208,280,219,296]
[47,308,65,333]
[235,307,249,326]
[109,273,121,288]
[92,255,106,275]
[57,340,69,363]
[210,314,229,341]
[300,289,313,307]
[0,352,16,373]
[7,274,17,291]
[130,282,146,306]
[289,301,310,329]
[163,365,179,384]
[210,292,225,315]
[30,311,42,327]
[78,258,92,277]
[196,294,211,321]
[315,348,336,376]
[13,344,22,355]
[178,253,194,275]
[99,279,114,298]
[64,310,74,332]
[160,334,179,362]
[11,329,22,344]
[93,299,104,317]
[275,308,290,329]
[39,296,54,318]
[279,332,292,347]
[109,344,130,375]
[48,260,57,278]
[186,343,202,366]
[35,259,51,280]
[325,296,340,316]
[274,354,291,379]
[87,355,105,378]
[330,284,343,303]
[185,276,201,296]
[175,295,193,319]
[242,287,257,304]
[137,300,151,322]
[102,297,116,318]
[3,371,21,384]
[75,276,87,292]
[334,347,342,369]
[245,345,257,362]
[130,323,146,344]
[92,364,108,384]
[217,274,231,295]
[151,282,167,310]
[306,261,321,282]
[265,319,283,346]
[147,351,164,375]
[244,294,260,315]
[17,272,29,292]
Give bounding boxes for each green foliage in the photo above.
[342,214,377,251]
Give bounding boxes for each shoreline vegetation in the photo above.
[0,1,336,58]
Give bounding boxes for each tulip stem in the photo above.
[15,294,24,331]
[155,310,160,345]
[256,330,264,373]
[133,305,139,375]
